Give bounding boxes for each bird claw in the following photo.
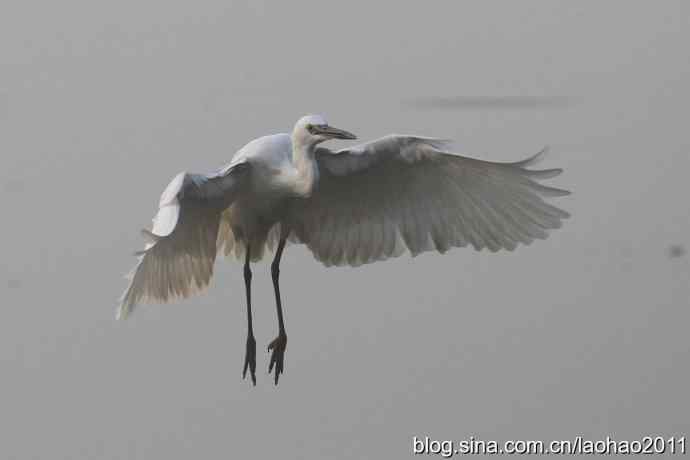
[242,334,256,386]
[267,333,287,385]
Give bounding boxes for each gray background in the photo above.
[1,1,688,458]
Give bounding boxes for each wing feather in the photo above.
[118,162,248,319]
[289,137,570,266]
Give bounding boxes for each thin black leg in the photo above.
[267,237,288,385]
[242,244,256,385]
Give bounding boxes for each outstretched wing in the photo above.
[118,162,249,319]
[288,136,570,267]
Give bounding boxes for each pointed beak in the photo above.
[317,125,357,140]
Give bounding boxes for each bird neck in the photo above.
[291,140,320,197]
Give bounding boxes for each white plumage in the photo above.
[118,114,570,385]
[291,138,568,267]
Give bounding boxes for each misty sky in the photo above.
[1,1,688,459]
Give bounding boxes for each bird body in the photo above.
[118,114,571,385]
[217,128,320,261]
[221,134,294,251]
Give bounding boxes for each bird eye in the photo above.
[307,124,316,134]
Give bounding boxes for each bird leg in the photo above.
[242,245,256,385]
[268,237,287,385]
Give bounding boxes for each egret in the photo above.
[118,114,571,385]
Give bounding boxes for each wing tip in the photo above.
[539,186,571,197]
[512,146,549,167]
[116,304,130,320]
[116,291,134,320]
[524,167,563,179]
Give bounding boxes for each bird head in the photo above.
[292,114,357,147]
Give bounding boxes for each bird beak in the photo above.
[316,124,357,140]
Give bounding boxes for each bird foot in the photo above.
[242,334,256,386]
[267,332,287,385]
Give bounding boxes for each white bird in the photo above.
[118,114,570,385]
